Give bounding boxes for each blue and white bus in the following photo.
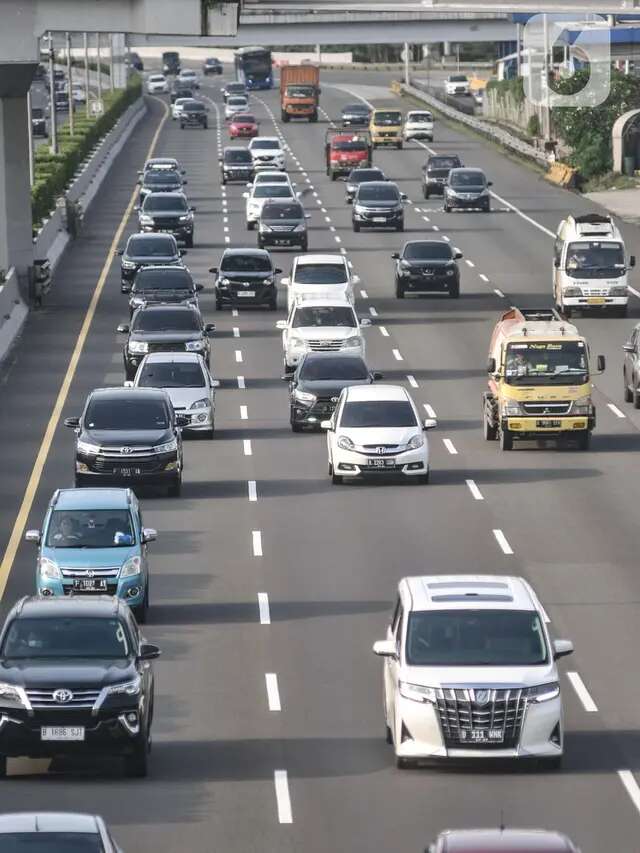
[234,46,273,90]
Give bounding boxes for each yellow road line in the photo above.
[0,96,169,601]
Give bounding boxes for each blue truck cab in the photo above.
[25,488,156,623]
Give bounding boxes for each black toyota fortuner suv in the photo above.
[421,154,463,199]
[0,595,160,777]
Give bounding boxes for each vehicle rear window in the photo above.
[301,357,368,381]
[252,140,280,150]
[133,309,200,332]
[0,833,104,852]
[349,170,384,183]
[255,173,288,184]
[449,74,468,82]
[408,112,432,122]
[127,236,176,256]
[254,185,292,198]
[292,306,356,328]
[228,97,248,106]
[357,185,399,201]
[225,150,252,163]
[262,203,303,220]
[234,114,255,123]
[428,157,459,170]
[403,242,453,260]
[294,263,347,285]
[343,104,368,114]
[134,269,192,290]
[143,196,188,212]
[85,397,170,430]
[340,400,417,428]
[2,617,131,659]
[138,361,205,389]
[183,101,205,111]
[220,254,272,273]
[31,108,44,119]
[46,509,135,548]
[144,171,181,185]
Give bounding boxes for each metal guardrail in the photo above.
[401,80,551,167]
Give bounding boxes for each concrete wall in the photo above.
[484,86,540,134]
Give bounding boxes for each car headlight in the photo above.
[120,556,142,578]
[259,223,272,232]
[77,439,100,455]
[447,189,460,197]
[153,438,178,453]
[179,214,191,222]
[219,277,230,286]
[399,260,411,270]
[445,267,456,277]
[503,402,524,416]
[128,341,149,354]
[343,336,362,348]
[0,683,26,706]
[354,205,365,214]
[399,681,437,704]
[190,398,210,410]
[293,223,306,232]
[527,681,560,703]
[185,340,205,351]
[130,296,144,307]
[38,556,61,580]
[563,286,582,297]
[107,676,142,696]
[263,276,274,286]
[293,388,316,405]
[572,395,592,415]
[610,285,628,296]
[139,214,154,225]
[407,433,424,450]
[337,435,355,450]
[121,259,137,270]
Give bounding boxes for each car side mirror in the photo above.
[553,258,560,268]
[123,380,134,388]
[141,527,157,544]
[180,249,187,256]
[133,205,140,212]
[64,416,80,428]
[280,277,290,287]
[211,379,220,388]
[117,324,129,333]
[181,169,186,175]
[487,357,496,374]
[25,529,41,544]
[276,320,287,330]
[320,419,333,431]
[360,317,372,327]
[304,213,311,219]
[597,354,606,373]
[454,251,463,259]
[391,253,400,260]
[275,268,283,275]
[205,323,216,334]
[115,249,124,256]
[423,418,437,430]
[373,371,383,380]
[209,267,218,274]
[400,193,408,201]
[623,343,634,353]
[552,639,574,660]
[487,180,493,186]
[246,183,252,187]
[189,206,196,212]
[121,284,131,294]
[183,179,188,184]
[630,255,636,268]
[281,373,294,381]
[139,642,161,660]
[196,283,204,292]
[372,640,397,658]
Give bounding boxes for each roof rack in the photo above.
[519,308,561,322]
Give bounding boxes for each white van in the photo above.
[553,214,634,317]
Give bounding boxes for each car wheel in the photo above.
[443,202,450,213]
[483,409,498,441]
[396,280,405,299]
[500,428,513,451]
[330,172,336,181]
[332,472,343,485]
[624,369,633,402]
[484,203,491,212]
[576,431,591,451]
[353,221,360,232]
[416,470,430,484]
[134,588,149,624]
[396,221,404,232]
[124,729,150,778]
[291,421,303,433]
[222,177,227,185]
[180,123,185,130]
[184,234,194,248]
[423,187,430,199]
[396,756,417,770]
[215,298,223,310]
[300,239,308,252]
[167,477,182,497]
[563,306,572,319]
[448,284,460,298]
[269,299,277,311]
[396,141,403,150]
[633,386,640,410]
[247,221,255,231]
[257,237,264,249]
[385,725,393,745]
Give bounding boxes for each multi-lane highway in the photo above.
[1,68,639,851]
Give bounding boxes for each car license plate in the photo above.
[237,291,255,297]
[41,726,85,742]
[274,239,290,245]
[587,297,606,305]
[459,729,503,744]
[367,457,396,467]
[373,217,387,223]
[119,467,142,477]
[536,419,562,428]
[73,578,107,592]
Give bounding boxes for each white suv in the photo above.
[283,254,359,311]
[373,575,573,768]
[249,137,286,171]
[277,298,370,372]
[403,110,434,142]
[244,182,296,230]
[323,385,434,484]
[444,74,470,96]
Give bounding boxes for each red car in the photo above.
[229,113,259,138]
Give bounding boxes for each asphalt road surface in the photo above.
[1,69,640,852]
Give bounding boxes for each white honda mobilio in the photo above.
[373,575,573,769]
[323,385,435,484]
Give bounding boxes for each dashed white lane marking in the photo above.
[466,479,484,500]
[233,327,240,337]
[224,236,230,243]
[237,376,246,389]
[240,405,248,420]
[608,403,626,419]
[360,289,368,299]
[265,673,282,711]
[316,198,322,205]
[232,309,239,317]
[493,529,514,555]
[368,307,378,317]
[407,374,418,388]
[465,259,475,268]
[379,326,389,337]
[414,207,421,214]
[442,235,450,242]
[243,439,252,456]
[235,350,243,363]
[252,530,263,557]
[494,288,506,298]
[479,273,489,282]
[443,438,458,455]
[432,225,440,232]
[274,770,293,824]
[223,226,229,233]
[258,592,270,624]
[422,216,430,222]
[629,286,640,299]
[329,226,336,232]
[313,191,318,197]
[324,215,331,223]
[248,480,258,502]
[340,248,347,254]
[618,771,640,816]
[223,216,228,224]
[423,403,437,418]
[392,349,403,361]
[335,236,342,243]
[321,207,327,213]
[567,672,598,712]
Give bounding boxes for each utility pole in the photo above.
[543,13,551,141]
[48,31,58,154]
[96,32,102,105]
[66,32,74,136]
[516,23,521,77]
[84,32,90,117]
[456,44,460,72]
[404,41,410,85]
[26,88,34,187]
[109,33,114,91]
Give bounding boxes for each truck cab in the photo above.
[369,109,403,149]
[483,308,605,451]
[325,130,372,181]
[553,213,634,318]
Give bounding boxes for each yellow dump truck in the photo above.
[483,307,605,450]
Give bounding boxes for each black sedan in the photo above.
[285,352,382,431]
[117,232,185,291]
[393,240,462,299]
[204,57,223,75]
[345,167,387,204]
[138,168,186,199]
[210,248,281,311]
[340,103,371,127]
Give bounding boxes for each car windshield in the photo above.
[143,196,188,212]
[566,241,625,271]
[221,254,272,273]
[134,269,192,291]
[227,84,245,93]
[180,71,196,78]
[32,108,44,119]
[504,341,589,386]
[358,185,399,201]
[85,397,170,430]
[340,400,416,428]
[46,509,135,548]
[254,185,292,198]
[127,237,175,257]
[149,75,164,82]
[184,102,205,112]
[349,170,384,184]
[287,85,315,97]
[144,171,181,185]
[262,204,303,220]
[229,97,248,106]
[450,171,486,187]
[226,150,252,163]
[294,264,347,284]
[373,111,401,125]
[138,361,205,389]
[301,357,368,381]
[0,833,104,852]
[406,610,547,666]
[2,617,131,659]
[450,74,468,82]
[428,157,459,170]
[404,242,453,260]
[344,104,368,114]
[292,306,356,328]
[234,114,255,123]
[252,140,280,150]
[333,140,368,151]
[133,310,200,332]
[408,112,432,122]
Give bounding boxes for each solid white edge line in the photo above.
[629,286,640,299]
[566,671,598,713]
[407,374,418,388]
[465,259,475,268]
[607,402,626,419]
[252,530,263,557]
[423,403,437,418]
[493,528,514,555]
[494,288,506,298]
[392,349,403,361]
[274,769,293,824]
[243,439,252,456]
[479,273,489,282]
[490,190,556,238]
[248,480,257,502]
[443,438,458,455]
[265,673,282,711]
[618,770,640,816]
[465,479,484,500]
[258,592,270,624]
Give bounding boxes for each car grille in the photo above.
[306,339,345,351]
[435,687,527,749]
[26,688,102,710]
[60,567,120,578]
[361,443,400,456]
[148,342,187,353]
[521,401,571,416]
[152,218,181,229]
